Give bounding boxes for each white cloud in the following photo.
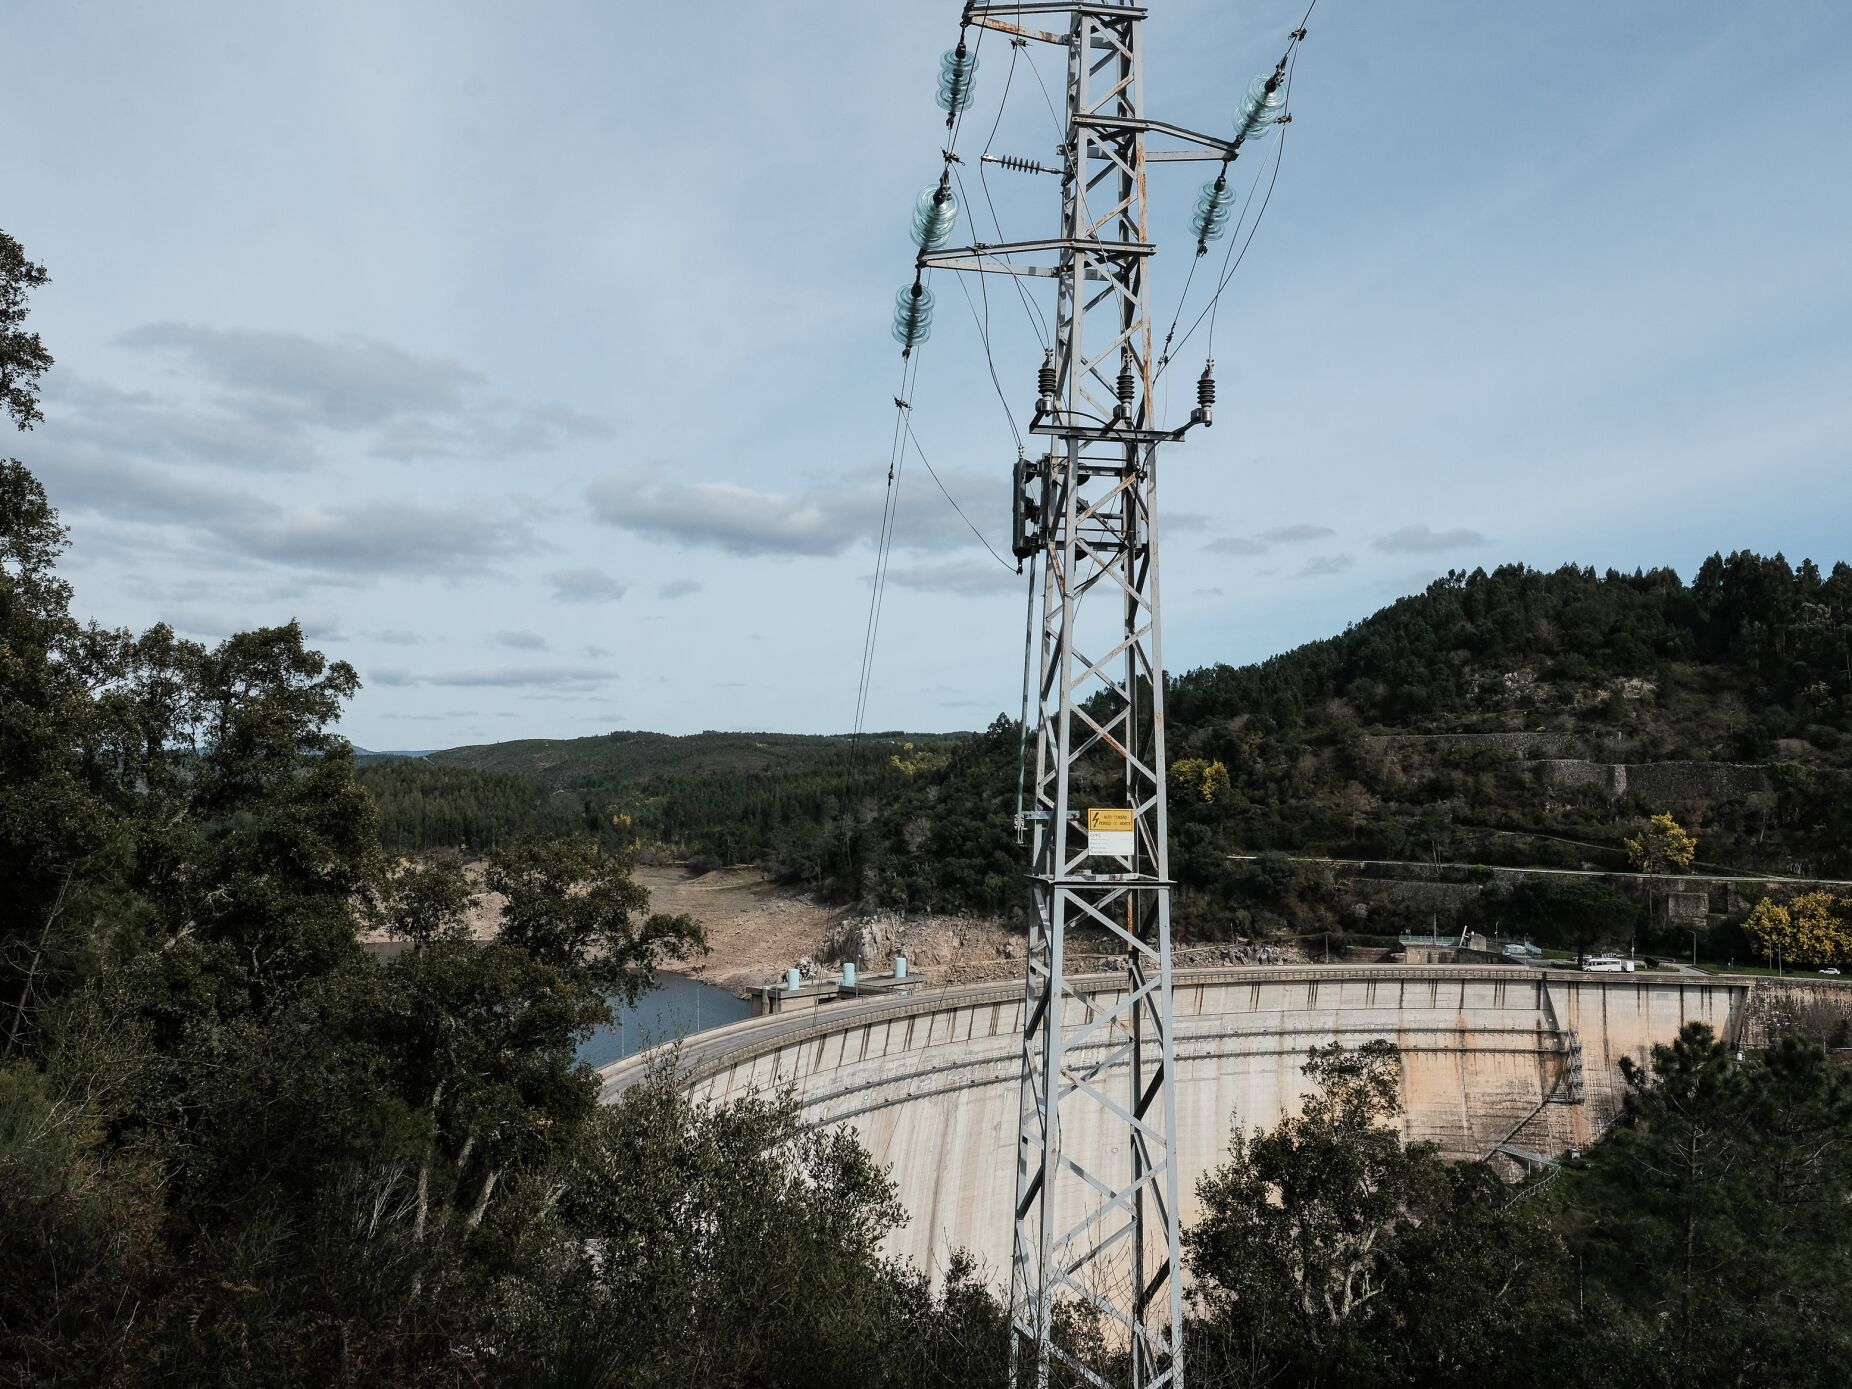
[368,664,614,690]
[546,567,626,603]
[584,465,994,557]
[1296,554,1354,578]
[881,561,1021,596]
[1370,524,1489,554]
[1206,523,1336,557]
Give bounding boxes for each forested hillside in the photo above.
[387,728,994,897]
[382,557,1852,959]
[357,760,598,852]
[1159,557,1852,932]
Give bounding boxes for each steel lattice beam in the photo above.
[1002,5,1185,1386]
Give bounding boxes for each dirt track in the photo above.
[633,866,1292,994]
[636,865,846,993]
[363,861,1281,992]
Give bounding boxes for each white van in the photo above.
[1583,955,1636,973]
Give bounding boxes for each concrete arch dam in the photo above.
[599,965,1810,1283]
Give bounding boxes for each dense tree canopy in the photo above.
[0,229,53,430]
[1186,1041,1567,1388]
[0,445,1022,1385]
[1181,1028,1852,1389]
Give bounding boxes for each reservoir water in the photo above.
[576,972,752,1069]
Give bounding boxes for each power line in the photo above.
[859,15,1001,742]
[1155,141,1266,375]
[852,352,920,742]
[949,252,1025,454]
[902,412,1017,571]
[1020,32,1065,138]
[973,40,1053,350]
[1153,5,1315,383]
[856,7,1024,752]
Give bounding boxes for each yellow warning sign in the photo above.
[1087,808,1135,858]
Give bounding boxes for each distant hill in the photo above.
[355,759,591,853]
[351,746,439,764]
[355,552,1852,952]
[364,729,974,869]
[429,729,938,787]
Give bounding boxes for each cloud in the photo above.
[230,499,543,577]
[364,628,426,646]
[368,664,614,690]
[587,470,845,556]
[658,578,703,599]
[1297,554,1355,578]
[38,451,545,579]
[42,376,320,474]
[584,465,991,557]
[583,644,611,658]
[1259,523,1337,545]
[1370,524,1489,554]
[1205,535,1269,557]
[546,567,627,603]
[37,449,275,528]
[491,629,548,650]
[880,561,1021,596]
[120,322,477,430]
[84,323,609,464]
[1205,523,1336,557]
[368,401,610,462]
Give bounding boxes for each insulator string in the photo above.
[1154,2,1314,382]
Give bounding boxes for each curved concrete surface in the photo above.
[599,964,1844,1283]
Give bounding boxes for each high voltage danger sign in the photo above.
[1086,808,1135,858]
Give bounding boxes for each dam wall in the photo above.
[600,966,1846,1285]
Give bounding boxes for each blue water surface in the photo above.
[576,972,752,1069]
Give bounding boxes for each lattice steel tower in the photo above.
[911,3,1279,1383]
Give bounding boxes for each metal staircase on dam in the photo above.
[1539,985,1587,1105]
[1549,1030,1587,1105]
[1484,986,1587,1174]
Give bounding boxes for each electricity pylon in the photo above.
[919,4,1244,1384]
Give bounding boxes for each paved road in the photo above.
[1226,853,1852,888]
[596,960,1817,1099]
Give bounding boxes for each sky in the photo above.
[5,1,1850,750]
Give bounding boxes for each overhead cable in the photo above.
[902,414,1017,572]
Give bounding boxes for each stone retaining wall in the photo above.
[1533,759,1776,803]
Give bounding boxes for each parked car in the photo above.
[1821,967,1841,976]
